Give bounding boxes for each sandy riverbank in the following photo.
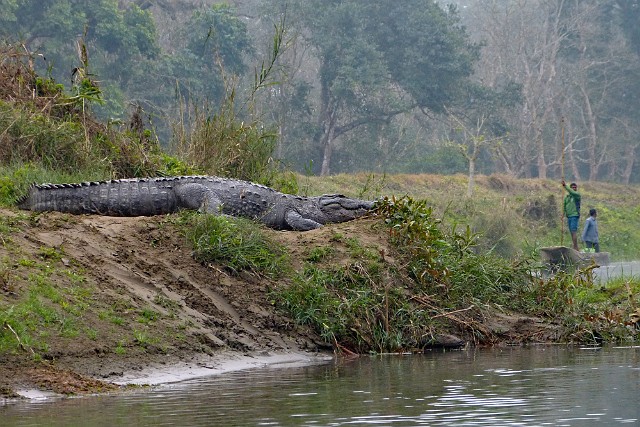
[13,350,333,400]
[112,350,333,386]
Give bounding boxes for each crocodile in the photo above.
[17,176,375,231]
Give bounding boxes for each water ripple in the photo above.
[2,346,639,426]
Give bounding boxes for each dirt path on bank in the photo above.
[0,210,558,399]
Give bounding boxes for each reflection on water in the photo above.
[2,346,639,426]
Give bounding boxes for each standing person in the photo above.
[581,208,600,253]
[562,181,581,251]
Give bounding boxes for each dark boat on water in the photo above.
[540,246,610,269]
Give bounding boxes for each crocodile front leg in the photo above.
[284,210,322,231]
[174,183,223,213]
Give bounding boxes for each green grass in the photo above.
[183,213,289,278]
[0,248,97,355]
[299,174,640,262]
[133,329,157,347]
[114,342,126,355]
[138,307,160,324]
[305,246,335,263]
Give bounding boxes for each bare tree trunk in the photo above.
[537,134,547,179]
[467,157,476,197]
[567,137,581,182]
[622,144,637,184]
[580,86,599,181]
[495,145,514,175]
[320,114,336,176]
[318,100,338,176]
[318,80,336,176]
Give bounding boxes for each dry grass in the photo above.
[298,172,640,260]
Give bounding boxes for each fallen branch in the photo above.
[3,321,35,354]
[411,295,495,344]
[334,338,359,359]
[430,305,475,320]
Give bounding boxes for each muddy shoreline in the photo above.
[1,209,382,399]
[111,350,333,386]
[9,350,333,400]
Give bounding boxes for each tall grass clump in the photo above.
[276,237,438,354]
[0,43,169,183]
[184,213,289,278]
[379,196,536,309]
[560,274,640,343]
[169,18,298,193]
[171,89,279,184]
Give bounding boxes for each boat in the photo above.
[540,246,610,269]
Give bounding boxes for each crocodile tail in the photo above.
[16,178,180,216]
[16,183,36,211]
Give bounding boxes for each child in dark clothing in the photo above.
[581,208,599,253]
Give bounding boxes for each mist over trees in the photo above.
[1,0,639,182]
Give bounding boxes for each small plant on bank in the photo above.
[133,330,152,347]
[378,196,535,308]
[153,293,181,313]
[86,328,98,341]
[114,342,126,355]
[184,213,289,278]
[138,307,160,324]
[305,246,335,263]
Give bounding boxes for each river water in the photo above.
[594,261,640,283]
[2,345,639,426]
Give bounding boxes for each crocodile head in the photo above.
[317,194,375,223]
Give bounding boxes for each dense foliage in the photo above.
[262,0,481,175]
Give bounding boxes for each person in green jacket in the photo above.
[562,181,581,251]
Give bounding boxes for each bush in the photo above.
[184,213,288,278]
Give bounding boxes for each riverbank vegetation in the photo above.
[190,197,640,352]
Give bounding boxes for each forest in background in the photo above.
[1,0,639,183]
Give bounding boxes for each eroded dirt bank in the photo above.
[0,210,558,399]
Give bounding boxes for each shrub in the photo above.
[184,214,288,277]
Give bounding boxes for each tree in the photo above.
[468,0,575,179]
[556,0,640,182]
[164,4,253,106]
[185,4,252,77]
[447,112,502,196]
[465,0,640,182]
[265,0,480,175]
[0,0,159,118]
